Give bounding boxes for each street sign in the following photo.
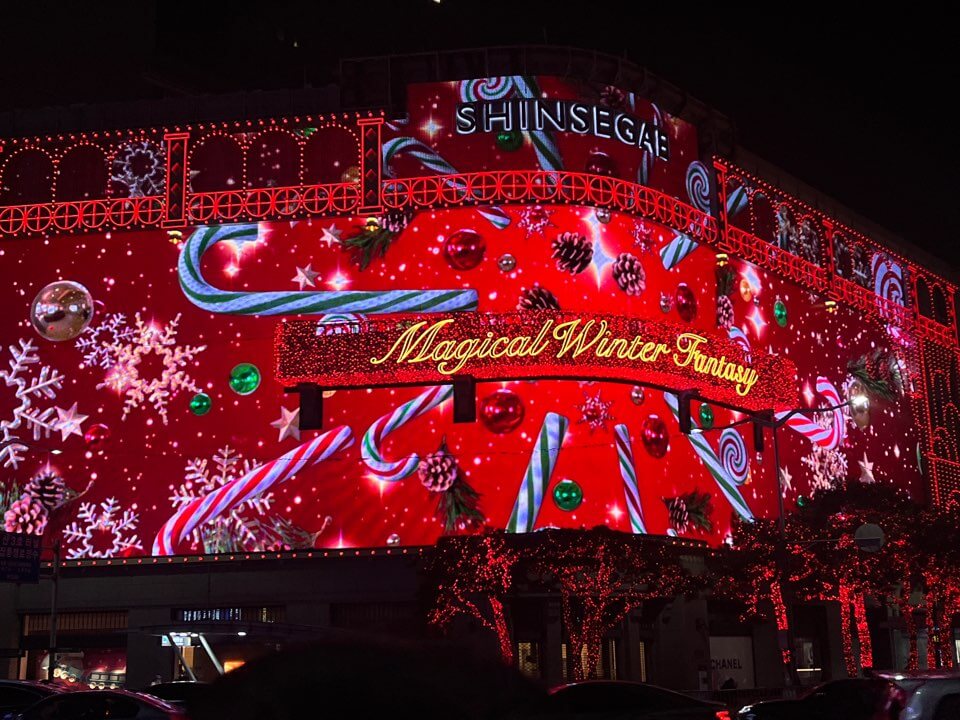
[0,531,42,583]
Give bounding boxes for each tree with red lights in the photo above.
[427,532,518,665]
[905,500,960,669]
[790,483,915,675]
[531,528,697,681]
[714,517,804,675]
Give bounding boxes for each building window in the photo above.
[515,642,541,679]
[561,640,618,681]
[638,640,647,682]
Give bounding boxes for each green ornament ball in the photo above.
[774,298,788,328]
[229,363,261,396]
[698,403,714,429]
[189,392,212,416]
[553,479,583,512]
[796,495,808,508]
[496,129,523,152]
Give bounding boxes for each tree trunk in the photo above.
[489,597,515,666]
[853,592,873,670]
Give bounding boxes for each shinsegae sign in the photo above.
[455,99,670,160]
[275,313,796,411]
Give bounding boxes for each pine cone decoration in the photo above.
[4,494,48,536]
[419,441,459,493]
[600,85,626,109]
[25,469,66,510]
[716,295,735,329]
[552,232,593,274]
[612,253,646,296]
[518,285,561,311]
[665,496,689,532]
[381,209,413,234]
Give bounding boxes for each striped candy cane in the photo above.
[506,413,568,533]
[382,139,511,231]
[660,231,698,271]
[775,377,845,450]
[663,393,754,522]
[477,206,511,230]
[152,425,353,555]
[179,225,478,315]
[614,424,647,534]
[383,137,458,176]
[726,184,750,219]
[361,385,453,482]
[659,189,750,271]
[511,76,563,172]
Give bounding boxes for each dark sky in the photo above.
[2,2,957,268]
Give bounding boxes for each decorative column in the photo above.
[357,117,384,216]
[163,132,190,228]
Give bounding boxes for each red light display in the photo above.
[0,74,936,559]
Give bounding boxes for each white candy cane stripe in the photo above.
[152,425,353,555]
[776,377,845,450]
[179,225,477,315]
[719,428,749,485]
[660,232,698,270]
[458,77,515,102]
[685,161,712,213]
[728,326,751,363]
[477,206,511,229]
[663,393,754,522]
[614,424,646,534]
[361,385,453,482]
[506,413,568,533]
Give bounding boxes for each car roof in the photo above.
[36,689,179,710]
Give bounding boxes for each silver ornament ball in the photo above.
[30,280,94,341]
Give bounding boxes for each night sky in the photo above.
[1,2,957,269]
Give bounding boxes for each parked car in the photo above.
[737,673,960,720]
[141,681,208,711]
[548,681,731,719]
[0,681,68,720]
[16,689,186,720]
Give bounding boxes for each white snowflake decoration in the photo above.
[75,313,134,369]
[801,446,849,492]
[170,446,278,553]
[97,314,205,424]
[110,140,165,197]
[1,339,66,468]
[62,497,142,558]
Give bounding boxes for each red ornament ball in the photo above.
[83,423,111,447]
[585,149,617,177]
[675,283,697,322]
[479,389,525,434]
[443,229,486,271]
[641,415,669,458]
